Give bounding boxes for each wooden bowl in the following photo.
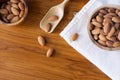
[0,0,28,26]
[88,5,120,51]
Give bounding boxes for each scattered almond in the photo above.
[46,48,54,57]
[71,33,79,41]
[38,36,46,46]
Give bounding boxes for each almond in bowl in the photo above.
[0,0,28,26]
[88,5,120,51]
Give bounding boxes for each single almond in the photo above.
[0,9,8,15]
[92,28,101,35]
[113,42,120,47]
[96,15,103,23]
[11,3,19,9]
[11,7,20,15]
[10,0,19,3]
[44,23,52,32]
[18,2,25,10]
[99,34,107,41]
[106,36,117,42]
[7,14,14,20]
[98,40,106,46]
[92,21,102,27]
[48,15,59,21]
[112,17,120,23]
[99,9,107,14]
[46,48,54,57]
[108,27,115,37]
[10,16,19,23]
[19,10,24,18]
[103,23,111,34]
[106,41,113,47]
[5,5,11,13]
[71,33,79,41]
[38,36,46,46]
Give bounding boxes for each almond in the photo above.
[6,5,11,13]
[38,36,46,46]
[11,7,20,15]
[99,34,107,41]
[108,27,115,37]
[10,16,19,23]
[92,21,102,27]
[98,40,106,46]
[11,3,19,9]
[46,48,54,57]
[7,14,14,20]
[99,9,107,14]
[10,0,19,3]
[0,9,8,15]
[48,15,59,21]
[71,33,79,41]
[113,42,120,47]
[19,10,24,18]
[96,15,103,23]
[106,41,113,47]
[44,23,52,32]
[92,28,101,35]
[103,23,111,34]
[106,36,117,42]
[112,17,120,23]
[18,2,25,10]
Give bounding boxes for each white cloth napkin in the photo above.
[60,0,120,80]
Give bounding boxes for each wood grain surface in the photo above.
[0,0,111,80]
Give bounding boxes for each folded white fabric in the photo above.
[60,0,120,80]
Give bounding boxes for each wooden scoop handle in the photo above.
[58,0,70,9]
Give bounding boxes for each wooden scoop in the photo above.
[40,0,69,33]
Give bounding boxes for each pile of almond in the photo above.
[89,7,120,48]
[0,0,25,23]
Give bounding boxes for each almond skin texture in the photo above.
[103,23,111,34]
[71,33,79,41]
[46,48,54,57]
[48,15,59,21]
[38,36,46,46]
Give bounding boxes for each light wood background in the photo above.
[0,0,111,80]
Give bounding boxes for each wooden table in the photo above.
[0,0,111,80]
